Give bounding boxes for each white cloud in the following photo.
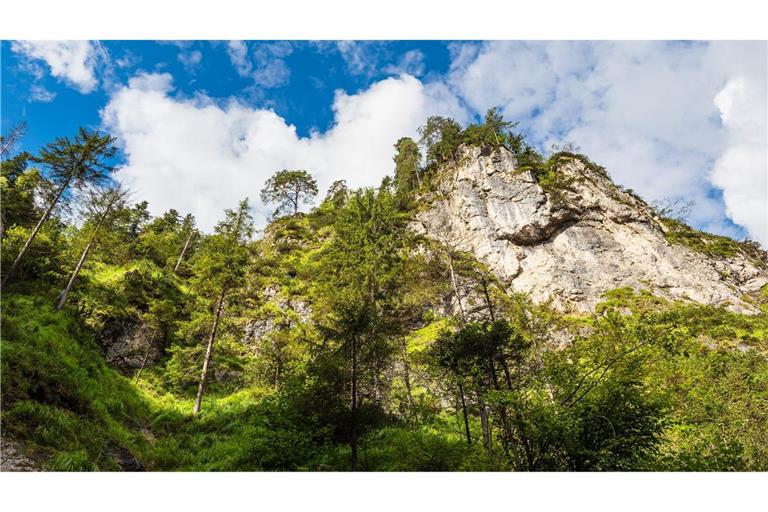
[711,77,768,245]
[101,41,767,244]
[29,84,56,102]
[12,40,102,93]
[383,49,425,77]
[335,41,380,76]
[101,73,463,231]
[178,49,203,73]
[225,41,292,88]
[226,41,252,76]
[115,50,142,69]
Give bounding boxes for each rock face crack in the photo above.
[414,145,768,313]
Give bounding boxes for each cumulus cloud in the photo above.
[101,73,464,231]
[711,77,768,244]
[11,40,103,93]
[100,41,766,243]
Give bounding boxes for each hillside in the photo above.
[2,114,768,471]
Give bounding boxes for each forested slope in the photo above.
[2,113,767,471]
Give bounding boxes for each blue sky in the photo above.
[2,41,455,149]
[2,40,766,244]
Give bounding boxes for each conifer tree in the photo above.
[3,128,116,286]
[57,185,130,309]
[260,169,318,217]
[192,198,254,414]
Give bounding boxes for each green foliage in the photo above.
[393,137,422,207]
[4,121,768,473]
[461,107,516,150]
[661,217,767,267]
[419,116,463,169]
[260,169,319,217]
[1,295,153,470]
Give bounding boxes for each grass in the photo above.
[406,318,453,354]
[1,294,155,470]
[661,218,767,267]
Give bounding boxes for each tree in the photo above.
[56,185,130,309]
[462,108,516,149]
[174,214,197,272]
[323,179,349,208]
[315,187,410,469]
[191,199,254,414]
[260,169,318,217]
[1,150,37,240]
[393,137,422,205]
[2,128,117,286]
[418,116,462,169]
[0,121,27,157]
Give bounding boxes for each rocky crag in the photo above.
[415,146,768,313]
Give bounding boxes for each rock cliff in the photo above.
[415,146,768,313]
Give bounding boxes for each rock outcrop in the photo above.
[415,146,768,313]
[104,322,165,369]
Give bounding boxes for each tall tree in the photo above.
[174,214,197,272]
[393,137,422,206]
[192,199,254,414]
[324,179,349,208]
[316,187,409,469]
[56,185,130,309]
[0,121,28,157]
[260,169,318,217]
[1,150,38,240]
[418,116,462,169]
[2,128,117,286]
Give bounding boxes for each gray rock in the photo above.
[415,146,768,313]
[105,323,164,368]
[0,437,40,472]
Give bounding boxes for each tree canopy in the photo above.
[260,169,319,217]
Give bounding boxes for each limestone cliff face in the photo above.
[415,146,768,313]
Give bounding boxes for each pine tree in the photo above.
[191,199,254,415]
[3,128,116,286]
[57,185,130,309]
[260,169,318,217]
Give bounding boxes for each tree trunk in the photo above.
[486,355,512,457]
[56,192,120,309]
[174,230,194,272]
[481,276,495,322]
[350,334,359,470]
[458,381,471,447]
[400,338,414,419]
[478,393,492,454]
[3,175,72,287]
[134,346,152,383]
[193,285,227,415]
[446,252,466,326]
[56,240,92,310]
[373,356,382,405]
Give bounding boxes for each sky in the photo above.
[2,40,766,245]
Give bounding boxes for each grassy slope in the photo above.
[3,284,767,471]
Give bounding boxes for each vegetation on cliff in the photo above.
[2,115,766,471]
